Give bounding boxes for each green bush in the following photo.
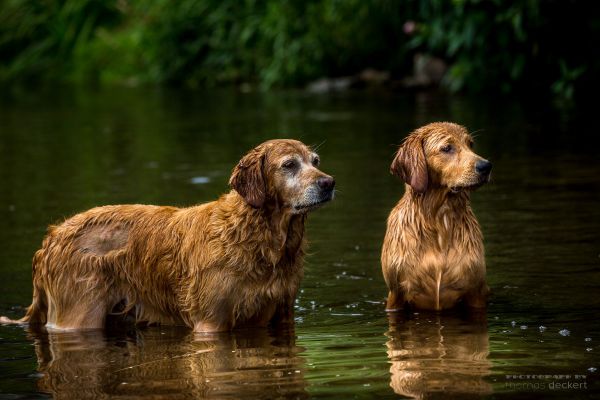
[0,0,597,98]
[0,0,121,83]
[405,0,597,97]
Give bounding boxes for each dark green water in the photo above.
[0,87,598,399]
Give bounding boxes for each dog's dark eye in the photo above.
[440,144,454,153]
[282,159,298,170]
[312,156,320,167]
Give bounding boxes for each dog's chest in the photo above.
[241,260,301,298]
[420,245,479,280]
[248,267,290,295]
[420,213,483,279]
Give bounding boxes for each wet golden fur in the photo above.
[381,122,491,311]
[1,139,334,332]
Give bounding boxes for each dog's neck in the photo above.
[220,192,306,267]
[404,185,470,221]
[400,185,482,253]
[262,201,307,262]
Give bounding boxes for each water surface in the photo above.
[0,87,598,398]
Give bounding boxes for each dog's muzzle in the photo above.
[317,176,335,194]
[475,159,492,177]
[293,176,335,212]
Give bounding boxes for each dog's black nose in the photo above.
[475,160,492,175]
[317,176,335,191]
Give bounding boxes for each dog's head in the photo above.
[391,122,492,194]
[230,139,335,213]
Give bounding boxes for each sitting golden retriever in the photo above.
[1,139,335,332]
[381,122,491,311]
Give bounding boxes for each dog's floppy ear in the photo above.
[390,135,428,193]
[229,146,267,208]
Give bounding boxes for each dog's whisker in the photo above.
[470,128,486,139]
[312,140,327,152]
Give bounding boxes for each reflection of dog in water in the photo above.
[386,312,491,399]
[28,326,308,399]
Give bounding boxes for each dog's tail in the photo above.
[1,250,48,326]
[0,287,47,325]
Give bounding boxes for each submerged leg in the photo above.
[46,294,111,330]
[271,301,294,326]
[464,284,489,309]
[193,321,228,333]
[386,290,406,312]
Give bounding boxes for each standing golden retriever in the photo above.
[381,122,491,311]
[1,139,335,332]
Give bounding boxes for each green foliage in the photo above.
[550,61,586,102]
[0,0,597,98]
[407,0,598,98]
[405,0,541,93]
[111,0,408,88]
[0,0,121,82]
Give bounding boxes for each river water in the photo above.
[0,87,598,398]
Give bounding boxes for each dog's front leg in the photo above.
[464,284,489,309]
[271,300,295,327]
[193,320,228,333]
[385,290,407,312]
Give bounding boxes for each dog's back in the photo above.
[26,205,188,329]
